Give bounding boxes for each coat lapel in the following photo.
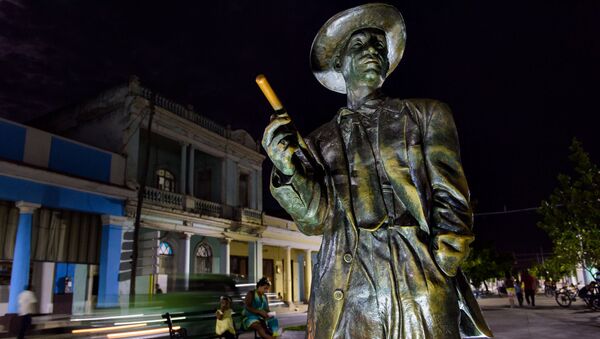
[317,114,357,229]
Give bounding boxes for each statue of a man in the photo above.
[262,4,491,338]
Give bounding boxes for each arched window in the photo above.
[195,242,212,273]
[158,241,174,276]
[158,241,173,256]
[156,169,176,192]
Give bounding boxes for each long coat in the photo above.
[270,98,492,338]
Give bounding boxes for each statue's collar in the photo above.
[337,91,386,121]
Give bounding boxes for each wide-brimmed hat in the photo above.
[310,3,406,94]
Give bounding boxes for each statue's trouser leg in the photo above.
[333,226,460,339]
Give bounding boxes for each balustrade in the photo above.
[240,207,263,224]
[143,187,183,209]
[138,87,226,137]
[192,197,224,218]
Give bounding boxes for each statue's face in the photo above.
[338,28,389,91]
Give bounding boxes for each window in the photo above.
[239,173,249,207]
[158,241,173,256]
[158,241,174,275]
[195,242,212,273]
[156,169,176,192]
[196,169,212,200]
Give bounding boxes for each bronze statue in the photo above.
[262,3,492,338]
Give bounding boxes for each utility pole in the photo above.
[130,93,156,299]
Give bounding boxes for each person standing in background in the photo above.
[17,285,37,339]
[514,278,524,307]
[522,270,537,307]
[505,276,515,308]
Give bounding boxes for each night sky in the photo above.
[2,0,599,258]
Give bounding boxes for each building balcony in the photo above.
[189,196,223,218]
[141,187,263,225]
[238,207,263,225]
[143,186,184,209]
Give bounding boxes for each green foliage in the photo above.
[537,139,600,276]
[530,256,573,281]
[462,243,513,289]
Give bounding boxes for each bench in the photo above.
[162,312,188,338]
[164,311,260,339]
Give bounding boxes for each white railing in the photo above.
[193,197,223,218]
[241,208,263,224]
[143,187,183,209]
[139,87,227,137]
[141,187,264,225]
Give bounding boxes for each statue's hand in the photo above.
[262,113,299,176]
[432,233,473,277]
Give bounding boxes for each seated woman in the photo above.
[243,277,280,338]
[215,296,236,339]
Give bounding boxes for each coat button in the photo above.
[343,253,353,263]
[333,289,344,301]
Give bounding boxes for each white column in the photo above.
[180,143,187,194]
[248,241,263,283]
[179,232,192,290]
[304,249,312,301]
[220,238,231,274]
[33,262,55,314]
[86,265,97,314]
[284,246,293,305]
[187,146,195,195]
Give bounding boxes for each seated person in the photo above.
[579,281,598,300]
[243,277,280,338]
[216,296,236,339]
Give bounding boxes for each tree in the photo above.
[530,256,573,282]
[462,243,514,291]
[538,139,600,280]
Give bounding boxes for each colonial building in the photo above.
[0,76,321,315]
[0,116,134,314]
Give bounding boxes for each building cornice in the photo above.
[0,160,136,200]
[132,96,265,167]
[261,226,322,250]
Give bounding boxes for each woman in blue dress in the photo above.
[243,277,280,338]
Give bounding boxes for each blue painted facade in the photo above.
[49,137,112,183]
[0,175,123,216]
[0,117,129,313]
[0,117,123,186]
[97,223,123,308]
[54,263,76,294]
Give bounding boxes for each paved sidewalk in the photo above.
[256,295,600,338]
[476,295,600,338]
[4,296,597,338]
